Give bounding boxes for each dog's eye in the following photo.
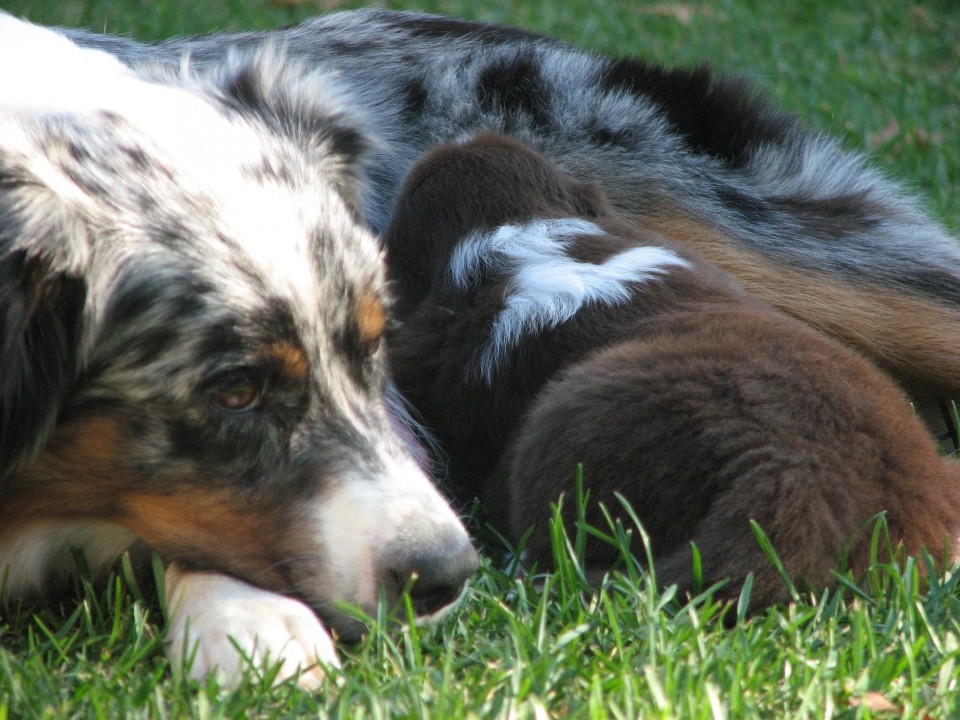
[211,375,262,413]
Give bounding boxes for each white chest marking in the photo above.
[0,521,136,597]
[447,219,689,382]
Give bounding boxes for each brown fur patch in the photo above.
[120,489,287,586]
[1,415,132,522]
[50,415,125,469]
[266,341,309,381]
[355,293,386,347]
[3,414,291,590]
[642,210,960,395]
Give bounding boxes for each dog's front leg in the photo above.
[164,564,340,689]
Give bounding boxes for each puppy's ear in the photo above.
[571,180,617,220]
[0,149,89,479]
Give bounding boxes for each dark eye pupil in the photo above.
[214,378,260,412]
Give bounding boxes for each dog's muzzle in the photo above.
[310,457,479,638]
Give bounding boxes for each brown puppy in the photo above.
[385,132,960,606]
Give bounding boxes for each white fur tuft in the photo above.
[0,522,136,596]
[448,219,689,382]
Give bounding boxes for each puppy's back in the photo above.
[386,133,960,605]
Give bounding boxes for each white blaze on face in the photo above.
[447,219,690,382]
[0,13,379,377]
[0,14,257,182]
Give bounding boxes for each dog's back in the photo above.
[385,133,960,605]
[64,9,960,413]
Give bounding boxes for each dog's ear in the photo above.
[0,147,90,479]
[208,52,378,219]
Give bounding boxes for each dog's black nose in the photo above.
[390,533,480,617]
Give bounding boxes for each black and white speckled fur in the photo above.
[61,9,960,421]
[7,4,960,684]
[0,15,477,687]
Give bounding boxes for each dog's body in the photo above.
[4,6,960,684]
[384,134,960,604]
[0,16,477,686]
[62,8,960,419]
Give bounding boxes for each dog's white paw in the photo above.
[164,564,340,689]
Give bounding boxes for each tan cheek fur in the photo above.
[1,414,290,589]
[2,416,133,520]
[121,490,288,587]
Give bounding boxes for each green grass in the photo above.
[5,504,960,718]
[3,1,960,717]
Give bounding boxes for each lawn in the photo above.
[2,1,960,717]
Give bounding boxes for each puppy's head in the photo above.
[0,18,476,639]
[384,132,615,313]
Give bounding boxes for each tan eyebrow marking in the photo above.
[355,293,386,346]
[265,341,309,381]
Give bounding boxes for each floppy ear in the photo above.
[0,148,89,479]
[211,52,377,216]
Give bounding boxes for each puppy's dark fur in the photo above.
[385,134,960,605]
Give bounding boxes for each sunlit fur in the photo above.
[385,134,960,607]
[0,15,477,687]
